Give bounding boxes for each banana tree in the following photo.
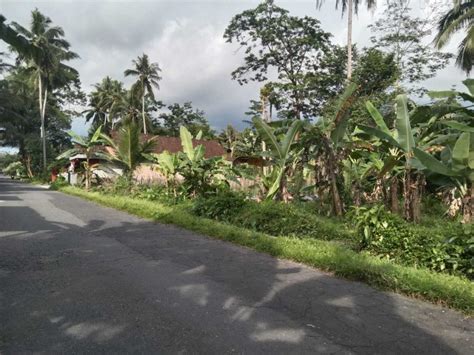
[415,122,474,223]
[342,156,371,207]
[359,95,429,222]
[147,126,204,197]
[252,117,303,201]
[176,126,232,197]
[57,126,104,190]
[298,83,358,215]
[150,151,180,196]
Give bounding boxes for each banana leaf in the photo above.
[395,95,415,154]
[358,125,400,149]
[413,148,456,176]
[452,132,470,171]
[442,120,474,133]
[366,101,391,134]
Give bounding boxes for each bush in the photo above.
[49,176,69,190]
[193,196,354,242]
[98,176,132,195]
[2,161,26,178]
[349,205,474,279]
[193,191,246,221]
[0,153,20,170]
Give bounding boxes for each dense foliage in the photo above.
[192,191,473,279]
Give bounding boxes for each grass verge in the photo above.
[59,186,474,315]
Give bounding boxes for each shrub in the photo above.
[2,161,26,178]
[349,205,474,279]
[193,191,246,221]
[49,176,69,190]
[193,197,354,242]
[99,175,131,195]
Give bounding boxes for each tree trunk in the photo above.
[327,151,343,216]
[411,174,423,223]
[85,155,91,190]
[142,93,147,135]
[279,173,291,203]
[390,176,399,214]
[403,169,423,223]
[330,166,343,216]
[25,155,33,178]
[346,0,353,80]
[261,94,269,176]
[38,75,48,172]
[323,138,343,216]
[41,87,48,173]
[353,183,361,207]
[403,168,413,221]
[462,183,474,224]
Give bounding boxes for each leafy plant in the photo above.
[192,191,246,222]
[349,205,473,278]
[100,121,157,180]
[348,205,391,249]
[413,80,474,223]
[360,95,429,222]
[49,175,68,190]
[252,118,303,201]
[149,150,180,197]
[193,196,354,242]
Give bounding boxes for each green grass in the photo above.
[59,186,474,315]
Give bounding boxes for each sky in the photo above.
[0,0,468,138]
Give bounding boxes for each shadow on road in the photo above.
[0,176,469,353]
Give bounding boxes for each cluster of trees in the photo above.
[0,10,83,176]
[84,56,215,139]
[218,0,473,224]
[0,10,216,177]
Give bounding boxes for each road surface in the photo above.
[0,175,472,354]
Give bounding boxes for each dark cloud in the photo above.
[1,0,464,136]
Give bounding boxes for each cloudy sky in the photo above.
[0,0,467,136]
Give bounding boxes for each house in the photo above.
[150,135,227,159]
[62,134,228,185]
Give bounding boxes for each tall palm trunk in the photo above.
[261,93,269,176]
[346,0,353,80]
[38,74,48,172]
[142,91,147,135]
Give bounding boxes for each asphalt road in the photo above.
[0,175,473,354]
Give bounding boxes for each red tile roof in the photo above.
[152,136,227,159]
[108,132,228,159]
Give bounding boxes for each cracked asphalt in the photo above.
[0,175,473,354]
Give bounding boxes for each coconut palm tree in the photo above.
[317,0,376,80]
[1,10,79,171]
[85,76,126,134]
[124,54,162,135]
[434,0,474,74]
